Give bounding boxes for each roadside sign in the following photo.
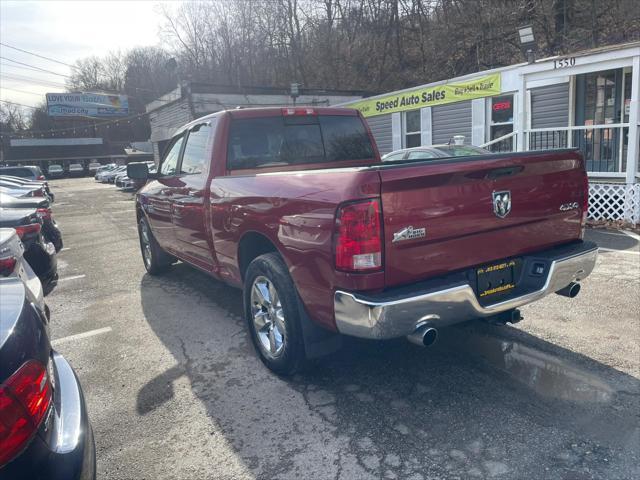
[46,92,129,117]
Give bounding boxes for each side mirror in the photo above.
[127,162,150,180]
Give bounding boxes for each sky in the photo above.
[0,1,174,110]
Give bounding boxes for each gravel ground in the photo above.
[46,177,639,480]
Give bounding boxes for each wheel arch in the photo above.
[237,231,281,282]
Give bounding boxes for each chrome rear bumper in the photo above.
[334,241,598,339]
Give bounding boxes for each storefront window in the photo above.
[403,110,421,148]
[488,95,514,151]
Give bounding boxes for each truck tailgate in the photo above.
[379,150,586,288]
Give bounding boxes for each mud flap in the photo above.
[295,296,343,359]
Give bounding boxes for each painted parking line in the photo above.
[58,274,86,282]
[60,247,71,252]
[51,327,112,346]
[592,230,627,236]
[598,247,640,255]
[622,230,640,241]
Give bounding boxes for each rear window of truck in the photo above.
[227,115,374,170]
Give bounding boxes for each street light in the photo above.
[517,25,536,63]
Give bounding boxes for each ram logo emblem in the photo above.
[492,190,512,218]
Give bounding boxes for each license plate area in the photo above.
[476,260,517,299]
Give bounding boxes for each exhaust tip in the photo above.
[407,325,438,347]
[556,282,581,298]
[422,327,438,346]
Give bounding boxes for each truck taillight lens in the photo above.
[36,208,52,220]
[335,199,383,272]
[582,173,589,213]
[581,173,589,237]
[14,223,41,239]
[0,360,52,467]
[0,256,17,277]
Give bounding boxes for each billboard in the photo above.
[46,92,129,117]
[343,74,501,118]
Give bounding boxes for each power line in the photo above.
[0,56,72,78]
[1,61,63,76]
[0,42,78,70]
[0,86,45,97]
[0,99,38,109]
[1,43,178,102]
[1,73,69,89]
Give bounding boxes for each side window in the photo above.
[181,123,213,174]
[160,136,184,176]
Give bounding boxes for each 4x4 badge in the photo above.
[392,226,426,243]
[492,190,512,218]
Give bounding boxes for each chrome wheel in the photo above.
[250,275,286,357]
[140,221,152,267]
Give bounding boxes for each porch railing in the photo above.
[526,124,628,173]
[479,131,517,153]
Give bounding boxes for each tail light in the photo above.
[335,199,383,272]
[36,208,52,220]
[0,360,53,467]
[37,175,45,180]
[33,190,45,197]
[15,223,41,239]
[580,172,589,238]
[0,256,17,276]
[582,173,589,213]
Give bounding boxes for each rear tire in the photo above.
[244,252,306,375]
[138,217,173,275]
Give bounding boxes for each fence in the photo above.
[480,132,517,153]
[526,124,627,173]
[588,182,640,224]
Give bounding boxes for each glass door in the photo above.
[575,68,624,172]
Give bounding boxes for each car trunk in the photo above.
[379,149,586,289]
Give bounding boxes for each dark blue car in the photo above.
[0,278,96,480]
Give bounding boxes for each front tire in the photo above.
[138,217,173,275]
[244,253,306,375]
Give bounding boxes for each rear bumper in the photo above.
[334,241,598,339]
[2,352,96,480]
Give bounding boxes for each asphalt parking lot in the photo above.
[47,177,639,480]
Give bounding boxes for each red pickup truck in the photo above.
[129,107,597,374]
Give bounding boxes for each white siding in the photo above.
[432,101,473,145]
[366,114,393,155]
[149,99,192,143]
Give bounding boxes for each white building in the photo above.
[343,42,640,224]
[146,82,366,164]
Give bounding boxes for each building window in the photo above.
[575,68,627,172]
[403,110,421,148]
[489,95,514,151]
